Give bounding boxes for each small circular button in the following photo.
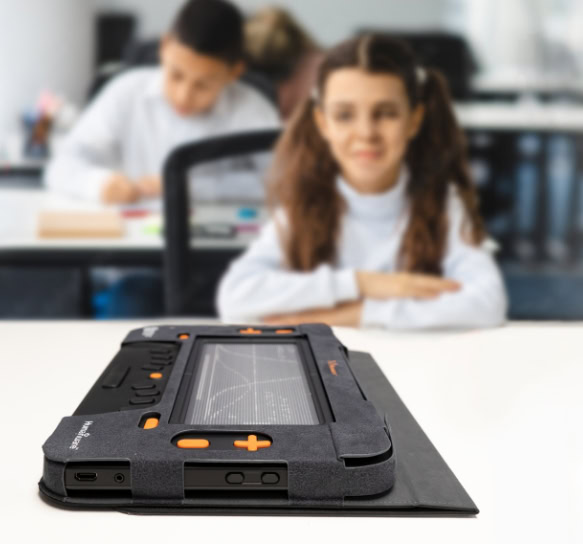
[226,472,244,484]
[261,472,280,485]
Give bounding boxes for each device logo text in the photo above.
[69,421,93,450]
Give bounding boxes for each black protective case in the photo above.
[39,324,477,516]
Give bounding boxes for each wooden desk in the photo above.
[0,321,580,543]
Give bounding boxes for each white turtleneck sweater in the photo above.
[216,169,507,330]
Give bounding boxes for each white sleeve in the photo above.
[44,75,130,201]
[216,219,359,323]
[361,190,508,330]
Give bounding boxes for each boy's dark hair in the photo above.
[170,0,244,64]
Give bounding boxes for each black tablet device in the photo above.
[40,324,395,509]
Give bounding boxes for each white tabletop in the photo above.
[455,102,583,132]
[0,188,266,251]
[0,320,581,543]
[472,72,583,96]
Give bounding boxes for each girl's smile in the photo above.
[314,68,424,195]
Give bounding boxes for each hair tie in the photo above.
[416,66,427,85]
[310,86,320,103]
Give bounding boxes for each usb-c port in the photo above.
[74,472,97,482]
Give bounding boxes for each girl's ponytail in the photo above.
[401,68,485,273]
[269,96,342,270]
[269,34,487,275]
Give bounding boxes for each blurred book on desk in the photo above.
[37,210,124,239]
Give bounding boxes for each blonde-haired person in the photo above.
[217,35,507,330]
[245,7,323,119]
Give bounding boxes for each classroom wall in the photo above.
[92,0,459,45]
[0,0,94,136]
[0,0,458,141]
[465,0,583,75]
[2,0,578,140]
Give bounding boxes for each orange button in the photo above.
[275,329,294,334]
[239,328,262,335]
[234,435,271,452]
[149,372,163,379]
[177,439,210,449]
[144,417,159,430]
[178,334,190,340]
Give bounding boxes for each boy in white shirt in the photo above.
[45,0,280,203]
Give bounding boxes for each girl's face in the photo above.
[314,68,424,194]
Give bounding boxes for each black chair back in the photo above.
[163,129,281,316]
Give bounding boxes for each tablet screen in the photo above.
[182,343,319,425]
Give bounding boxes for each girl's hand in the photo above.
[263,301,363,327]
[356,271,461,300]
[101,173,139,204]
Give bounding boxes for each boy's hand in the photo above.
[101,173,139,204]
[136,176,162,199]
[356,271,461,300]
